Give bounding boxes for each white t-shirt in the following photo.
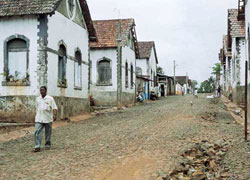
[194,90,198,95]
[35,95,58,123]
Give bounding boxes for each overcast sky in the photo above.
[88,0,237,83]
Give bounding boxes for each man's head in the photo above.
[40,86,47,97]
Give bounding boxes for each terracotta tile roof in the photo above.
[0,0,97,40]
[138,41,154,59]
[223,35,232,57]
[90,19,135,48]
[137,41,158,64]
[0,0,61,17]
[228,9,245,38]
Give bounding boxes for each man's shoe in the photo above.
[34,148,41,152]
[45,147,50,150]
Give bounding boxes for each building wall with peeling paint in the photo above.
[231,37,246,88]
[0,16,39,123]
[90,48,118,106]
[0,16,39,96]
[245,1,250,120]
[89,45,137,106]
[0,8,91,122]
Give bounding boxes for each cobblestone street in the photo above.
[0,95,250,180]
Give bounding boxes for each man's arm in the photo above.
[51,97,58,121]
[53,109,57,121]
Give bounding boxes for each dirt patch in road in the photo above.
[92,155,158,180]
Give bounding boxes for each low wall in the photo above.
[0,96,90,123]
[232,86,245,105]
[91,91,135,106]
[91,91,117,106]
[0,96,36,123]
[54,97,89,120]
[121,92,135,105]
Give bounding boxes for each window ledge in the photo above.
[96,83,113,87]
[2,81,30,86]
[74,87,82,90]
[57,83,68,88]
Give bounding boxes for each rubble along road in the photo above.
[0,94,249,180]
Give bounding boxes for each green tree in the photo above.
[157,66,164,75]
[191,80,198,89]
[199,76,215,93]
[211,63,221,76]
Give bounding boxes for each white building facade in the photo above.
[0,0,97,122]
[136,41,158,99]
[90,19,139,106]
[219,8,246,103]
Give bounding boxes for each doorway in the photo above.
[161,84,165,97]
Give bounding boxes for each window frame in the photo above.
[97,57,112,86]
[125,62,129,88]
[57,42,67,88]
[2,34,30,86]
[130,64,134,88]
[74,49,82,90]
[136,67,142,76]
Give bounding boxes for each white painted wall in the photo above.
[231,37,246,88]
[220,64,226,90]
[90,48,118,92]
[136,47,157,93]
[240,38,246,86]
[136,59,148,75]
[148,47,157,91]
[0,16,39,96]
[122,46,136,93]
[245,1,250,65]
[47,11,89,99]
[176,83,183,94]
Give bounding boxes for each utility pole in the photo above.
[245,61,248,141]
[186,72,188,94]
[173,60,177,95]
[117,21,122,108]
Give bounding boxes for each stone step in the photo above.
[92,106,115,111]
[0,123,34,128]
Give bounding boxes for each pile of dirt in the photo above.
[161,139,230,180]
[201,110,218,122]
[210,98,219,104]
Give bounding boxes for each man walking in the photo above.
[217,85,221,97]
[34,86,58,152]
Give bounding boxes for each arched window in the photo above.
[130,64,134,87]
[136,67,142,75]
[74,50,82,88]
[151,69,153,87]
[58,44,67,86]
[153,71,156,87]
[98,58,112,85]
[125,62,128,88]
[4,36,29,83]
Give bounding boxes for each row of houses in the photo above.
[0,0,178,123]
[219,0,246,105]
